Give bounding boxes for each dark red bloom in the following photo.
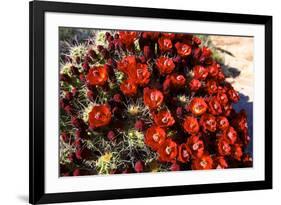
[208,97,222,115]
[189,79,202,91]
[170,74,186,88]
[206,80,218,95]
[200,114,217,132]
[155,56,175,75]
[193,65,208,80]
[187,135,204,158]
[153,110,175,128]
[162,33,176,40]
[227,88,240,103]
[157,138,178,162]
[88,104,111,129]
[216,92,229,106]
[177,143,192,163]
[216,116,229,130]
[188,97,208,116]
[145,126,166,151]
[192,154,213,170]
[143,87,164,109]
[175,42,192,57]
[183,116,200,134]
[120,79,137,96]
[158,37,173,52]
[86,66,108,86]
[207,63,219,77]
[231,144,243,161]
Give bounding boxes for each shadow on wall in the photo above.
[233,93,253,155]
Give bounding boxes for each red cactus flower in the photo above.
[192,154,213,170]
[183,116,200,134]
[158,37,173,52]
[189,79,202,91]
[187,135,204,158]
[188,97,208,116]
[145,126,166,151]
[175,42,192,57]
[231,144,243,161]
[127,63,151,86]
[200,114,217,132]
[170,74,186,88]
[178,143,192,163]
[227,88,240,103]
[217,138,231,156]
[223,126,237,144]
[157,138,178,162]
[143,87,164,109]
[208,97,222,115]
[89,104,111,129]
[153,110,175,128]
[193,65,208,80]
[86,66,108,86]
[206,80,218,95]
[216,116,229,130]
[117,55,137,75]
[120,79,137,96]
[119,31,137,49]
[155,56,175,75]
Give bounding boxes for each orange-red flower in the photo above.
[155,56,175,75]
[188,97,208,116]
[127,63,151,86]
[191,154,213,170]
[86,66,108,86]
[187,135,204,158]
[120,79,137,96]
[175,42,192,57]
[227,88,240,103]
[223,126,237,144]
[200,114,217,132]
[157,138,178,162]
[153,110,175,127]
[206,80,218,95]
[158,37,173,52]
[143,87,164,109]
[183,116,200,134]
[170,74,186,88]
[88,104,111,129]
[117,55,137,75]
[177,143,192,163]
[162,33,176,40]
[193,65,208,80]
[217,138,231,156]
[119,31,137,49]
[208,97,222,116]
[216,116,229,130]
[145,126,166,151]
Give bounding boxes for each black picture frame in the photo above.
[29,1,272,204]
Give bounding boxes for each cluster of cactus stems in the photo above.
[59,29,252,177]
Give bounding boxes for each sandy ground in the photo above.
[210,36,254,101]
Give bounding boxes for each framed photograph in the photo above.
[29,1,272,204]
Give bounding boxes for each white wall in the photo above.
[0,0,279,204]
